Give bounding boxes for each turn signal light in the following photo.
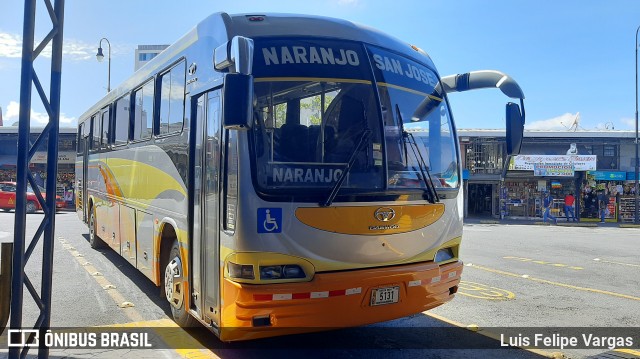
[228,262,255,279]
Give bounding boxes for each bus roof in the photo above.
[79,12,436,125]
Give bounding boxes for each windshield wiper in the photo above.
[321,129,372,207]
[396,105,439,204]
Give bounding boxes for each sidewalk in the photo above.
[464,217,640,228]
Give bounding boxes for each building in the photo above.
[0,127,77,205]
[1,125,638,221]
[134,45,169,71]
[460,129,639,222]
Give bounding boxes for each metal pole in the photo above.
[10,3,37,352]
[635,25,639,224]
[98,37,111,92]
[40,2,65,357]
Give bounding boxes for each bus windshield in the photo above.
[251,38,459,196]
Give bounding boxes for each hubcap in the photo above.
[89,214,95,240]
[164,256,183,308]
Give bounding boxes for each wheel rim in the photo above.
[164,255,184,308]
[27,202,35,213]
[89,212,95,242]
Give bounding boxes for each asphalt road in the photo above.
[0,212,639,359]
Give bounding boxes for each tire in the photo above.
[1,208,10,212]
[26,201,37,214]
[164,239,198,327]
[88,209,104,249]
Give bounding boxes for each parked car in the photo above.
[0,181,65,213]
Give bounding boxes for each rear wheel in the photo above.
[88,209,104,249]
[1,208,10,212]
[164,239,198,327]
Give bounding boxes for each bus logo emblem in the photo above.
[374,207,395,222]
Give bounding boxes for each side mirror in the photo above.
[214,36,254,75]
[506,102,524,155]
[222,73,253,130]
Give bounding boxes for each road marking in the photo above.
[615,349,640,356]
[504,256,583,270]
[594,258,640,268]
[467,263,640,302]
[457,281,515,300]
[424,312,562,358]
[102,319,220,358]
[57,237,145,322]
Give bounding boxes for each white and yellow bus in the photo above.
[75,12,525,341]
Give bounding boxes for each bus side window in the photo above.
[158,60,186,135]
[133,79,155,141]
[100,106,111,149]
[77,123,84,155]
[91,113,100,150]
[114,95,130,145]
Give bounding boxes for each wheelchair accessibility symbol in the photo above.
[258,208,282,233]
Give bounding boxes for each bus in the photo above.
[75,12,525,341]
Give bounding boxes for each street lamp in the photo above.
[633,26,640,224]
[96,37,111,93]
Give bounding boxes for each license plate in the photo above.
[370,286,399,306]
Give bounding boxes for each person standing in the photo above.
[543,192,558,224]
[597,190,609,223]
[564,192,577,222]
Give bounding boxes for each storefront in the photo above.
[501,154,596,220]
[580,171,629,222]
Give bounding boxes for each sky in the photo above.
[1,0,640,131]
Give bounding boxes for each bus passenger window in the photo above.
[133,80,154,141]
[114,95,130,145]
[159,61,186,135]
[100,108,110,148]
[91,114,100,150]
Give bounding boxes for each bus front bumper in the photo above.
[220,260,462,341]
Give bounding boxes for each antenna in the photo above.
[568,112,580,131]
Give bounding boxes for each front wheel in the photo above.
[164,239,198,327]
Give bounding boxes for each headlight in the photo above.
[260,265,306,280]
[435,247,455,263]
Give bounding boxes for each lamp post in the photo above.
[633,26,640,224]
[96,37,111,93]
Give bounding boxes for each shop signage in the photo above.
[31,152,76,164]
[533,163,575,177]
[588,171,626,181]
[511,155,597,171]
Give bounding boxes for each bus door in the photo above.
[78,120,91,222]
[191,90,222,326]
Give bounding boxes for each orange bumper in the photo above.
[220,260,462,341]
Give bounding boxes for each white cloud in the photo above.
[0,33,21,58]
[620,117,635,130]
[336,0,360,6]
[526,113,580,130]
[4,100,76,126]
[0,31,107,61]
